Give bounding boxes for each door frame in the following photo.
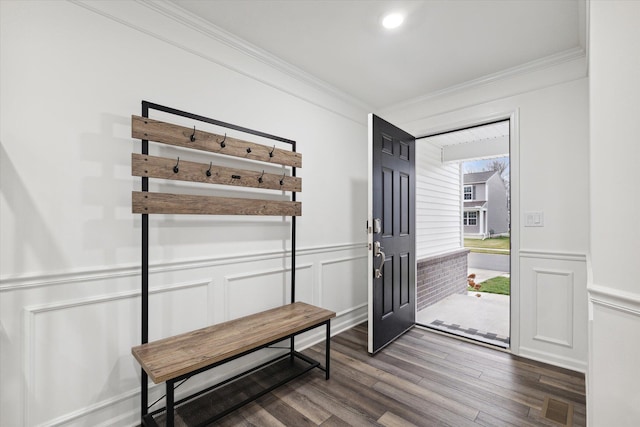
[414,108,521,354]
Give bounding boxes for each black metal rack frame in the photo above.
[137,101,306,425]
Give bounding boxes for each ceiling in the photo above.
[170,0,586,110]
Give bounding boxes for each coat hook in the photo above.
[269,145,275,158]
[219,133,226,148]
[246,147,252,154]
[280,172,286,186]
[173,157,180,173]
[258,170,265,184]
[190,126,196,142]
[206,162,212,177]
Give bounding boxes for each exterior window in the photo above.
[464,211,478,225]
[464,185,474,200]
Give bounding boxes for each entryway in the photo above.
[413,120,511,348]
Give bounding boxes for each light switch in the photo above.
[525,211,544,227]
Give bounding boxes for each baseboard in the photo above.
[518,346,587,373]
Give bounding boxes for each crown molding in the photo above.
[68,0,370,124]
[137,0,373,112]
[382,46,587,114]
[71,0,587,120]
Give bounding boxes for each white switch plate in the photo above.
[525,211,544,227]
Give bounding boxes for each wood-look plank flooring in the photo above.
[184,324,586,426]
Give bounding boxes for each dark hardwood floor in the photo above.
[182,323,586,426]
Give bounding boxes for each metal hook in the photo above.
[269,145,275,158]
[258,170,265,184]
[206,162,212,177]
[246,147,252,154]
[173,157,180,173]
[190,126,196,142]
[280,172,286,186]
[219,133,226,148]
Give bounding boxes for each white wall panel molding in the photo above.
[520,249,587,262]
[518,252,587,372]
[69,0,369,123]
[36,387,140,427]
[588,284,640,316]
[0,242,366,292]
[1,265,140,293]
[221,263,314,322]
[22,280,210,427]
[532,268,574,348]
[316,254,367,313]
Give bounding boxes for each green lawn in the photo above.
[468,276,510,295]
[464,236,510,254]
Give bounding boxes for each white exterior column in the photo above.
[479,210,485,235]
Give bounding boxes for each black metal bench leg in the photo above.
[325,320,330,380]
[166,380,174,427]
[141,370,148,422]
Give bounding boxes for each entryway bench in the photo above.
[132,302,335,426]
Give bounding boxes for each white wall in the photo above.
[384,60,590,371]
[415,142,461,259]
[0,1,369,425]
[588,2,640,425]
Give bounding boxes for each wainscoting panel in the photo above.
[2,244,367,426]
[222,263,313,321]
[518,251,587,372]
[588,285,640,426]
[23,281,211,426]
[533,268,574,347]
[319,255,368,313]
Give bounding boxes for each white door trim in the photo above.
[415,108,521,354]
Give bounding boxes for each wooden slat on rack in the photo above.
[132,192,301,216]
[132,115,302,168]
[131,153,301,192]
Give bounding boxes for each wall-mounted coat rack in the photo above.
[129,101,334,427]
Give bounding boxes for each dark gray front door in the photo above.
[368,114,416,354]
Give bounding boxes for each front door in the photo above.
[367,114,416,354]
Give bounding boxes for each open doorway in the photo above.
[414,120,511,348]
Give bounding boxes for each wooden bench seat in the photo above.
[132,301,334,426]
[132,301,335,384]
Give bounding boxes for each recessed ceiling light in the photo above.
[382,13,404,29]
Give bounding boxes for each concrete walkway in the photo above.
[416,268,510,348]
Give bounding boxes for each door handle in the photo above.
[373,241,385,279]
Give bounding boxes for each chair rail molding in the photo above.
[588,284,640,315]
[0,242,367,292]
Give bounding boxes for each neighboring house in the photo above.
[463,170,509,238]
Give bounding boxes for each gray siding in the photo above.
[486,173,509,234]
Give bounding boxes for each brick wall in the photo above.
[417,248,470,311]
